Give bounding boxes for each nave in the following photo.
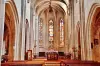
[1,0,100,66]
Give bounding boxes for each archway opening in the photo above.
[91,7,100,62]
[2,1,18,61]
[3,24,9,55]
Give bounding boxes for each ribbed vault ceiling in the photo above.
[32,0,68,15]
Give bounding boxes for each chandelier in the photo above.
[49,0,53,12]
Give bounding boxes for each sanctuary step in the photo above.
[44,60,61,66]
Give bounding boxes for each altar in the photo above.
[46,49,58,60]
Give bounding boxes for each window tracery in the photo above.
[49,20,54,42]
[39,18,43,45]
[60,18,64,47]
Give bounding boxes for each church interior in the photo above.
[1,0,100,66]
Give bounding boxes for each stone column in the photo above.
[44,10,49,51]
[0,0,5,63]
[43,12,47,51]
[17,23,21,60]
[67,1,72,53]
[17,24,20,60]
[26,1,31,51]
[20,0,26,60]
[79,0,86,60]
[35,15,39,56]
[53,10,58,50]
[74,1,80,59]
[33,10,36,56]
[30,6,34,54]
[14,24,19,60]
[69,0,75,59]
[34,14,39,56]
[64,14,69,53]
[26,21,29,51]
[86,23,92,60]
[46,10,49,50]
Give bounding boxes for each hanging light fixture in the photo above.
[49,0,53,12]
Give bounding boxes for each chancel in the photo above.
[1,0,100,66]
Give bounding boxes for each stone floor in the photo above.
[2,58,100,66]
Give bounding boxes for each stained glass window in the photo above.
[60,19,64,46]
[49,20,54,42]
[39,18,43,44]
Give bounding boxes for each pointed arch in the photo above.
[4,0,19,61]
[86,3,100,61]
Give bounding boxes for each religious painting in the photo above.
[94,39,98,45]
[27,50,32,60]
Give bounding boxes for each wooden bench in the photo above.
[1,61,43,66]
[2,64,42,66]
[60,60,100,66]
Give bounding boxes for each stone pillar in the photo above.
[43,12,47,51]
[64,14,69,53]
[74,1,80,59]
[35,15,39,56]
[14,24,19,60]
[69,0,75,59]
[26,21,29,51]
[26,1,31,51]
[33,10,36,56]
[45,10,49,50]
[86,23,92,60]
[34,14,39,56]
[53,10,58,50]
[20,0,26,60]
[29,6,34,57]
[17,24,21,60]
[30,6,34,54]
[17,24,20,60]
[79,0,86,60]
[0,0,5,63]
[67,1,72,53]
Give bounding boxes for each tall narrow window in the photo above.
[60,19,64,47]
[49,20,54,43]
[39,18,43,46]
